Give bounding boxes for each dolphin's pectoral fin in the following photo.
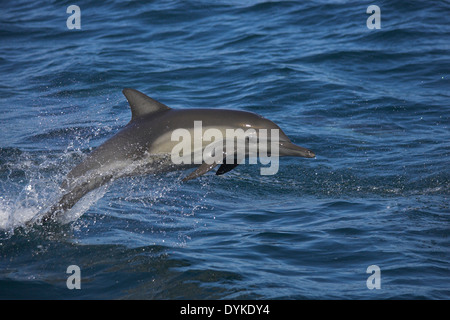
[216,157,239,176]
[216,163,239,175]
[182,162,219,182]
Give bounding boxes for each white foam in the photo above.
[0,207,11,231]
[0,182,110,230]
[0,195,40,231]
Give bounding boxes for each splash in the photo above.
[0,147,84,232]
[0,172,67,230]
[0,175,111,235]
[0,143,212,237]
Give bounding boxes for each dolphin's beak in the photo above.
[279,141,315,158]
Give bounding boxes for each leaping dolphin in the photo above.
[37,89,315,224]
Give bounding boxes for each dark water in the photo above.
[0,1,449,299]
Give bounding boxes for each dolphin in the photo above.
[37,89,315,224]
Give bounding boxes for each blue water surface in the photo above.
[0,1,449,299]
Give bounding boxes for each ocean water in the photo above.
[0,0,449,300]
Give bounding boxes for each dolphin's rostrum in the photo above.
[37,89,315,224]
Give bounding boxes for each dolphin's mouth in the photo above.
[279,141,315,158]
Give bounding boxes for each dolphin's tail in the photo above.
[34,174,114,226]
[39,184,91,224]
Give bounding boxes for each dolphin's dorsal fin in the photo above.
[122,88,171,121]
